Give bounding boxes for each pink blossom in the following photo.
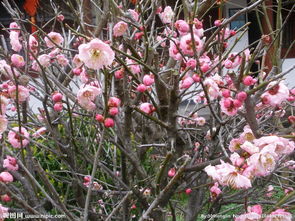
[229,138,242,152]
[180,76,194,89]
[126,58,141,74]
[192,74,201,82]
[175,20,189,35]
[264,209,292,221]
[0,60,15,79]
[0,172,13,183]
[104,118,115,128]
[10,31,22,52]
[254,136,295,156]
[113,21,128,37]
[0,116,7,135]
[261,81,289,107]
[222,89,231,98]
[195,117,206,126]
[186,58,196,69]
[32,54,51,71]
[224,53,242,69]
[200,63,210,72]
[45,32,64,48]
[240,141,259,155]
[160,6,174,24]
[168,168,176,177]
[109,107,119,116]
[8,85,30,102]
[95,114,104,122]
[139,103,155,114]
[230,153,245,167]
[52,92,63,103]
[180,34,203,56]
[185,188,192,195]
[108,97,121,107]
[204,78,220,100]
[72,54,83,68]
[128,9,139,22]
[3,156,19,171]
[56,54,69,66]
[193,18,203,29]
[114,69,124,79]
[247,151,276,177]
[243,76,256,86]
[77,85,101,111]
[11,54,25,68]
[78,38,115,70]
[237,91,247,101]
[57,14,65,22]
[143,74,155,86]
[0,204,8,220]
[169,39,182,60]
[54,102,63,112]
[210,182,222,198]
[137,84,147,92]
[8,127,30,148]
[1,194,11,203]
[29,35,38,52]
[220,98,238,116]
[214,20,222,27]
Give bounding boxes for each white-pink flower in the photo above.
[113,21,128,37]
[9,31,22,52]
[160,6,174,24]
[77,84,101,111]
[180,34,203,56]
[0,171,13,183]
[11,54,25,68]
[261,81,289,106]
[247,151,276,177]
[3,156,19,171]
[139,103,155,114]
[78,39,115,70]
[8,85,30,102]
[8,127,30,148]
[45,32,64,48]
[169,39,182,61]
[0,204,8,220]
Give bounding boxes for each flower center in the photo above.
[91,49,101,58]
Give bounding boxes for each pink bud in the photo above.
[214,20,221,27]
[10,106,16,112]
[109,107,119,116]
[57,14,65,22]
[192,74,201,82]
[137,84,147,92]
[185,188,192,195]
[54,102,63,112]
[134,32,144,40]
[168,168,176,177]
[243,76,254,86]
[156,6,162,14]
[84,176,91,182]
[1,194,11,202]
[236,91,247,102]
[131,204,137,209]
[233,99,242,108]
[104,118,115,128]
[180,77,194,89]
[194,18,203,29]
[230,30,236,36]
[143,74,154,86]
[222,89,231,98]
[186,59,197,70]
[290,88,295,95]
[108,97,121,107]
[52,92,63,103]
[223,98,232,108]
[73,68,82,76]
[224,60,233,69]
[95,114,104,122]
[200,63,210,72]
[114,69,124,79]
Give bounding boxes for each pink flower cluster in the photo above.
[205,126,295,189]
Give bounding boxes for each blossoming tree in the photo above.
[0,0,295,220]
